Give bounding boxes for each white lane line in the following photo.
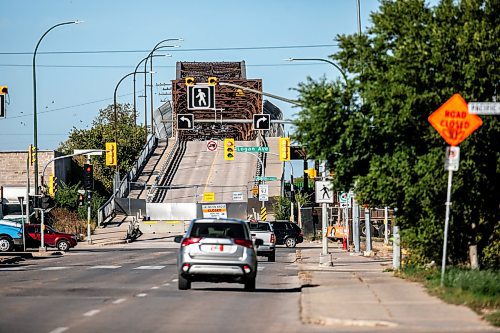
[163,283,170,286]
[133,266,165,270]
[172,279,178,282]
[48,327,69,333]
[112,298,127,305]
[89,265,121,269]
[83,309,101,317]
[40,267,70,271]
[151,286,159,290]
[258,266,265,271]
[0,267,26,271]
[136,293,147,297]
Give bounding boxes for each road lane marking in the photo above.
[163,283,171,286]
[112,298,127,305]
[151,286,159,289]
[83,309,101,317]
[89,265,121,269]
[136,293,147,297]
[172,279,178,282]
[40,267,70,271]
[202,147,220,193]
[258,266,265,271]
[0,267,26,271]
[48,327,68,333]
[133,266,165,270]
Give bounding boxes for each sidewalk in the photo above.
[296,241,497,332]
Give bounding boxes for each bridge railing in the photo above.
[97,134,157,226]
[147,137,180,203]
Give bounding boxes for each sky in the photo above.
[0,0,389,154]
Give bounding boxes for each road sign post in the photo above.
[428,94,483,286]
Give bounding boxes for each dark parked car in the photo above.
[25,224,78,251]
[270,221,303,248]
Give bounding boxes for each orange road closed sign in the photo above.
[428,94,483,146]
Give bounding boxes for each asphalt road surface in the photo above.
[0,245,331,333]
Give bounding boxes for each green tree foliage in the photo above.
[59,103,146,194]
[273,196,291,220]
[293,0,499,267]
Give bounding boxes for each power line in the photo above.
[0,44,339,56]
[0,62,328,69]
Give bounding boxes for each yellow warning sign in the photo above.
[203,192,215,202]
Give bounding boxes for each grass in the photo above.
[397,266,500,327]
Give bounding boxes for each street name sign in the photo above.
[468,102,500,115]
[428,94,483,146]
[236,146,269,153]
[255,176,278,181]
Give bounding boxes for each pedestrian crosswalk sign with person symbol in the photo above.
[315,181,334,203]
[187,84,215,110]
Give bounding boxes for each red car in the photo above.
[25,224,77,251]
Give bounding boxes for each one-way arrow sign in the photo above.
[253,114,270,130]
[177,114,194,130]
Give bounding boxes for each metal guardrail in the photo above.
[147,137,180,203]
[97,134,157,226]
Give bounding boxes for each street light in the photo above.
[113,70,154,169]
[32,20,83,195]
[133,54,168,126]
[144,38,182,136]
[284,58,348,86]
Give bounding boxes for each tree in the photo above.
[59,103,146,194]
[293,0,499,267]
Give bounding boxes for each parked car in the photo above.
[174,218,263,291]
[270,221,304,248]
[246,221,276,262]
[0,220,23,252]
[25,224,78,251]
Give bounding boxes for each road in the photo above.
[0,243,330,333]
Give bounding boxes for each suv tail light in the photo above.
[234,239,253,248]
[243,265,252,274]
[181,237,201,247]
[298,232,303,237]
[270,233,276,244]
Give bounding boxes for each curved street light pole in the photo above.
[133,54,165,127]
[144,38,182,137]
[32,20,82,195]
[114,71,151,170]
[284,58,348,86]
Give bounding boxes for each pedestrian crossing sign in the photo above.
[315,181,334,203]
[187,84,215,110]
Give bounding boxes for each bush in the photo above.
[46,207,91,237]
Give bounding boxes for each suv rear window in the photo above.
[190,222,247,239]
[248,222,271,231]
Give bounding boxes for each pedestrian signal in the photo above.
[279,137,290,161]
[224,138,235,161]
[105,142,117,166]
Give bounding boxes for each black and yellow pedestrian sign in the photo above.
[260,206,267,221]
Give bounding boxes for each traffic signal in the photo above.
[185,77,195,86]
[224,138,235,161]
[279,137,290,161]
[0,86,8,94]
[48,174,57,197]
[77,193,85,206]
[28,145,36,166]
[83,164,94,190]
[305,168,317,179]
[105,142,117,166]
[207,77,218,86]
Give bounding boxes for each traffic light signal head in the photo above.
[105,142,117,166]
[83,164,94,190]
[279,137,291,161]
[224,138,235,161]
[185,77,195,86]
[48,174,57,197]
[207,77,218,86]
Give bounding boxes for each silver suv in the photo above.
[174,218,263,291]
